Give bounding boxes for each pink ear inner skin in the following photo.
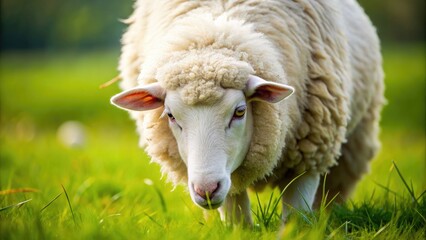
[117,91,163,110]
[252,85,288,102]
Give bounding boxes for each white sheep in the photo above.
[111,0,385,226]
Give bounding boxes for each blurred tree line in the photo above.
[358,0,424,43]
[1,0,132,50]
[0,0,424,50]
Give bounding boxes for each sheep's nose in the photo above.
[193,182,219,200]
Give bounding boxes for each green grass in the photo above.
[0,44,425,239]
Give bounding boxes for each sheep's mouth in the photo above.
[197,201,223,210]
[192,194,224,210]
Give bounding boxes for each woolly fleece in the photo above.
[117,0,385,196]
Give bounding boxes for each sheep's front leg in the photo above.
[218,189,253,227]
[279,172,320,223]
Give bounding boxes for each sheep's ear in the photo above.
[110,82,165,111]
[245,75,294,103]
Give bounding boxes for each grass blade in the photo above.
[40,192,62,212]
[323,192,340,210]
[372,223,389,239]
[416,189,426,202]
[392,161,418,205]
[277,172,306,205]
[300,190,311,212]
[143,212,163,228]
[255,192,265,221]
[320,173,328,208]
[264,191,274,220]
[0,199,32,212]
[326,221,349,240]
[373,180,401,198]
[61,184,76,225]
[414,208,426,224]
[0,188,39,195]
[206,192,213,210]
[283,202,313,225]
[153,185,167,213]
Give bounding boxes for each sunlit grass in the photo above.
[0,44,425,239]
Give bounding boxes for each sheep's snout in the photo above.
[193,182,219,200]
[189,177,230,209]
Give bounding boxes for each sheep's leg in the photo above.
[218,189,253,226]
[279,172,320,223]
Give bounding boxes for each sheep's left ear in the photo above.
[110,82,165,111]
[245,75,294,103]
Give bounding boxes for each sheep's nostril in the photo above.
[194,182,219,200]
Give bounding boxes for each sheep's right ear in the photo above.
[245,75,294,103]
[110,83,165,111]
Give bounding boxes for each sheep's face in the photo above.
[111,75,294,209]
[164,88,251,209]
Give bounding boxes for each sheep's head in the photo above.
[111,74,293,209]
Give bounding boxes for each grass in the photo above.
[0,43,425,239]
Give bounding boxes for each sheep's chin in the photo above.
[197,201,223,210]
[192,194,225,210]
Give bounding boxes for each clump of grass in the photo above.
[252,172,338,232]
[252,162,425,238]
[252,172,306,230]
[331,198,425,235]
[329,161,426,238]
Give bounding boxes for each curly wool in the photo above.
[157,50,253,105]
[118,0,385,195]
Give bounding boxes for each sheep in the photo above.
[110,0,385,226]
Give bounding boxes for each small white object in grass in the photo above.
[144,178,154,186]
[57,121,86,148]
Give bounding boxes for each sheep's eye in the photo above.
[233,105,246,119]
[167,112,175,121]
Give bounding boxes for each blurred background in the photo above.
[0,0,425,233]
[1,0,424,50]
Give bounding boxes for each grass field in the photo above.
[0,44,425,239]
